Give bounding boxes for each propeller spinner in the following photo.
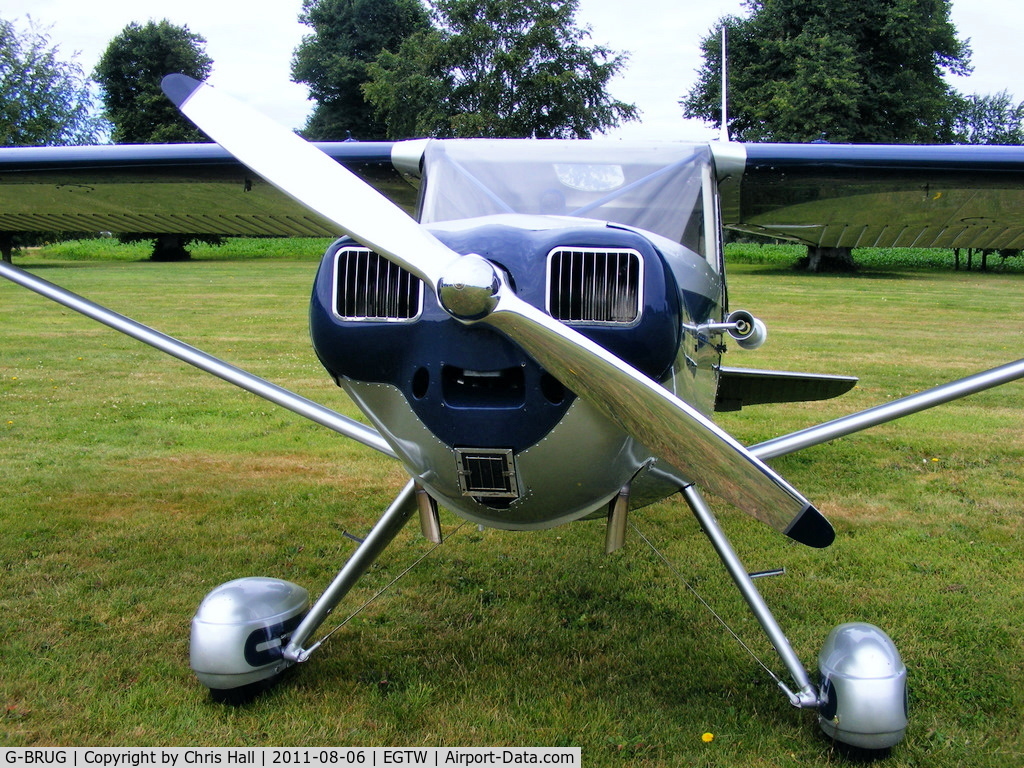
[161,74,833,548]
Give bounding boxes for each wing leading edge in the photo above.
[714,142,1024,251]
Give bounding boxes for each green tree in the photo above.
[94,20,211,144]
[683,0,970,271]
[0,18,104,147]
[684,0,970,144]
[94,20,219,260]
[0,17,106,263]
[292,0,431,140]
[363,0,637,139]
[947,91,1024,146]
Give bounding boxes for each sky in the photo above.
[5,0,1023,142]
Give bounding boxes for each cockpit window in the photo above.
[419,140,715,258]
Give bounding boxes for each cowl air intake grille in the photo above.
[334,247,422,321]
[547,248,643,324]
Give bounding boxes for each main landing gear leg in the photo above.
[681,484,820,708]
[189,480,418,697]
[681,484,908,750]
[283,479,419,663]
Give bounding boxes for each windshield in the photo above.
[419,140,714,257]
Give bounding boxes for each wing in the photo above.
[0,141,418,236]
[713,142,1024,250]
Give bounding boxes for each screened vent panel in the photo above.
[455,448,519,498]
[547,248,642,324]
[334,247,422,321]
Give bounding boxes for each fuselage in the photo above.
[310,141,727,529]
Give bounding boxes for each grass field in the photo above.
[1,252,1023,765]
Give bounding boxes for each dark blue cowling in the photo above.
[309,221,683,453]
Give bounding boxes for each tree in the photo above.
[94,20,211,144]
[684,1,970,144]
[947,91,1024,146]
[682,0,971,272]
[94,20,220,261]
[292,0,431,140]
[363,0,638,139]
[0,17,106,263]
[0,18,104,147]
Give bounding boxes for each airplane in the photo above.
[2,73,1024,751]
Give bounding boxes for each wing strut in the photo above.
[750,357,1024,460]
[0,261,396,458]
[681,484,819,708]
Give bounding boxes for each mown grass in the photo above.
[1,252,1023,765]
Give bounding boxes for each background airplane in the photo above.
[2,76,1024,753]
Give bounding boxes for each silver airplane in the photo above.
[2,74,1024,751]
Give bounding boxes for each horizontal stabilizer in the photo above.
[716,367,857,412]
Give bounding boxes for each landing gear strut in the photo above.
[189,480,418,695]
[681,484,908,749]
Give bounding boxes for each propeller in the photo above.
[162,74,833,548]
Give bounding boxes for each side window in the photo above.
[680,184,706,258]
[704,162,724,274]
[679,161,723,273]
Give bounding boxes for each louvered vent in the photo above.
[547,248,642,324]
[334,247,422,321]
